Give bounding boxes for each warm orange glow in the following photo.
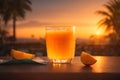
[52,63,68,71]
[76,26,97,39]
[94,28,105,36]
[8,0,107,40]
[10,26,100,40]
[96,30,102,36]
[46,28,75,60]
[16,27,45,39]
[52,63,62,69]
[93,56,106,73]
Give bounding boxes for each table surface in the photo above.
[0,56,120,80]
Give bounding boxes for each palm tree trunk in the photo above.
[13,15,16,41]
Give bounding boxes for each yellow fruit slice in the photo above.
[80,51,97,66]
[11,49,35,60]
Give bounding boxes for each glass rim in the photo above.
[46,26,76,30]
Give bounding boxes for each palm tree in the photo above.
[0,28,8,44]
[0,0,32,41]
[96,0,120,44]
[0,0,10,25]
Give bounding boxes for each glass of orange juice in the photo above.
[46,26,76,63]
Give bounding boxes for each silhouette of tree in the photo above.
[0,0,9,44]
[0,28,8,44]
[0,0,32,41]
[96,0,120,44]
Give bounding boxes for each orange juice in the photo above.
[46,26,75,63]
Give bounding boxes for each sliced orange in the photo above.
[80,51,97,66]
[11,49,35,60]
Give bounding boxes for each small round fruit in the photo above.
[80,51,97,66]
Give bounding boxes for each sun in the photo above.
[96,30,102,35]
[95,28,104,36]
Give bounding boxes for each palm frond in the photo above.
[96,0,120,38]
[23,4,32,11]
[104,4,114,15]
[96,11,111,18]
[98,17,113,31]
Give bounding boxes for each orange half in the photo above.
[80,51,97,66]
[11,49,35,60]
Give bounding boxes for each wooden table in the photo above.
[0,56,120,80]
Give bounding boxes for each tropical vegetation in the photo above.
[0,0,32,41]
[96,0,120,44]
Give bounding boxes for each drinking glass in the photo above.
[46,26,76,63]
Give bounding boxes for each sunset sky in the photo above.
[9,0,108,39]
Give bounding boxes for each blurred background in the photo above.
[0,0,120,56]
